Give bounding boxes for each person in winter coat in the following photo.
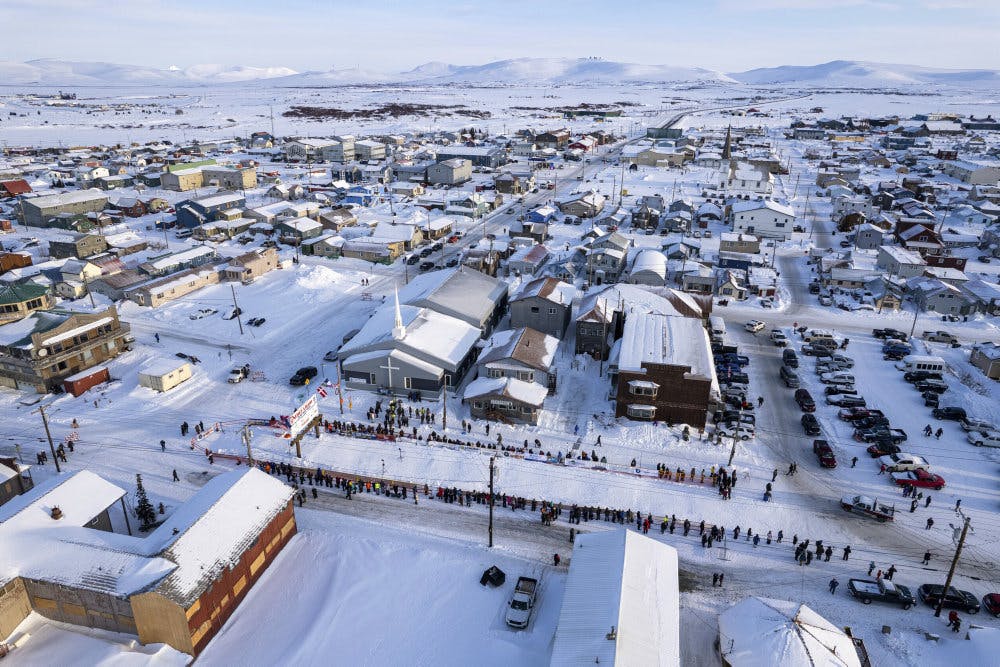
[806,551,813,565]
[926,517,935,529]
[868,561,876,576]
[949,611,961,632]
[825,546,833,561]
[843,545,852,560]
[553,553,561,567]
[885,565,897,581]
[752,534,760,548]
[172,469,179,482]
[923,551,932,564]
[829,578,839,594]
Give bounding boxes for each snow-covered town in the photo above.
[2,4,1000,666]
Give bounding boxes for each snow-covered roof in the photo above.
[24,188,107,208]
[879,245,926,266]
[730,199,795,217]
[463,376,547,406]
[144,246,216,272]
[279,216,323,233]
[618,312,712,378]
[147,468,294,607]
[513,276,576,306]
[630,249,667,277]
[550,530,680,667]
[341,303,481,370]
[718,597,861,667]
[0,471,176,595]
[399,266,507,327]
[477,327,559,371]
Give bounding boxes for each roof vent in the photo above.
[50,506,63,520]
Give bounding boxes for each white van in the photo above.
[895,355,946,373]
[804,329,835,343]
[709,316,726,339]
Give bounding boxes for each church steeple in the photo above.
[722,125,733,160]
[392,285,406,340]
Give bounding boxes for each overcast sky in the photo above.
[3,0,998,72]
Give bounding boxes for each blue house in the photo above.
[343,186,375,207]
[175,192,246,228]
[528,205,557,224]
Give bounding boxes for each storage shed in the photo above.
[139,359,192,392]
[63,365,110,397]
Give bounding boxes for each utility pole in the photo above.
[230,284,244,335]
[935,515,971,617]
[84,274,96,309]
[34,405,61,473]
[242,424,254,467]
[335,362,344,415]
[441,380,448,431]
[909,299,920,339]
[488,456,495,548]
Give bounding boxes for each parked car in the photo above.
[718,423,756,441]
[878,453,930,472]
[323,350,340,362]
[795,389,815,412]
[830,354,854,368]
[839,407,884,422]
[770,330,788,347]
[406,254,421,265]
[923,392,940,408]
[713,410,756,426]
[505,576,539,629]
[873,328,907,340]
[917,585,981,614]
[904,370,943,384]
[780,365,800,388]
[933,407,967,421]
[189,308,218,320]
[959,418,996,433]
[227,364,251,384]
[891,469,946,490]
[827,395,866,408]
[801,414,821,436]
[848,578,915,609]
[222,307,242,320]
[419,261,436,272]
[289,366,318,386]
[983,593,1000,618]
[854,428,907,444]
[867,442,902,458]
[744,320,766,333]
[782,349,799,368]
[922,331,959,345]
[854,415,890,430]
[914,379,948,394]
[819,371,854,384]
[841,495,895,522]
[802,344,833,357]
[825,384,858,396]
[175,352,201,364]
[967,430,1000,448]
[813,439,837,467]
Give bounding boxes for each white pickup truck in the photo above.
[505,576,539,629]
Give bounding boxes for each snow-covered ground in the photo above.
[2,84,1000,665]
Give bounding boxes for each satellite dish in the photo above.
[37,349,48,357]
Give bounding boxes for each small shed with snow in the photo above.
[138,359,192,393]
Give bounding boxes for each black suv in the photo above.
[801,414,821,436]
[933,407,967,421]
[795,388,816,412]
[917,584,981,613]
[904,371,943,384]
[289,366,319,386]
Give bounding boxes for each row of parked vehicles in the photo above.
[846,578,998,616]
[712,336,756,440]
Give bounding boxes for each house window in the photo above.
[487,368,503,379]
[369,373,376,384]
[530,306,540,313]
[404,377,412,389]
[626,404,656,420]
[627,381,659,397]
[548,308,556,315]
[473,401,483,409]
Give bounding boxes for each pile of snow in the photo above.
[5,613,189,666]
[730,60,1000,87]
[294,265,343,291]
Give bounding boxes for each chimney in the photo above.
[50,506,63,520]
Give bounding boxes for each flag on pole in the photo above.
[317,386,328,398]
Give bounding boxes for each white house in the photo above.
[729,200,796,240]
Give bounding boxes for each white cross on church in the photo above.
[379,356,400,390]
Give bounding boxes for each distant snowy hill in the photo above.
[0,59,298,85]
[729,60,1000,86]
[407,58,736,84]
[2,57,996,88]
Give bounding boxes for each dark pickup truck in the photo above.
[848,578,915,609]
[854,428,907,444]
